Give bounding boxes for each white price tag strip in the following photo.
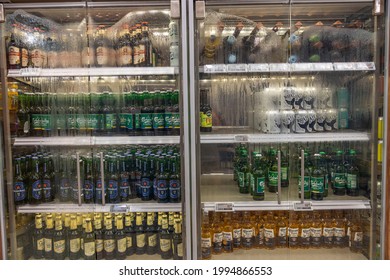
[247,63,269,72]
[269,63,290,72]
[20,67,42,76]
[333,63,355,71]
[290,63,313,72]
[110,205,128,213]
[204,64,226,73]
[226,64,247,72]
[312,63,334,71]
[234,134,249,142]
[215,202,235,212]
[293,201,313,211]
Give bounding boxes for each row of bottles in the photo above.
[16,90,180,137]
[201,210,365,259]
[233,144,361,201]
[13,145,181,205]
[30,211,182,260]
[201,18,372,65]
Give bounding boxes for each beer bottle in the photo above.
[70,156,80,203]
[159,214,172,259]
[17,93,30,137]
[119,93,129,135]
[44,214,54,259]
[107,156,119,203]
[168,156,181,203]
[267,149,278,193]
[171,90,180,136]
[33,214,44,259]
[156,156,169,203]
[95,26,109,67]
[140,155,152,201]
[28,156,42,204]
[242,22,262,63]
[117,24,133,67]
[140,22,152,66]
[332,150,346,195]
[299,213,311,248]
[311,211,323,248]
[311,154,325,200]
[238,152,249,194]
[140,91,154,136]
[58,155,70,202]
[231,212,242,249]
[104,215,115,259]
[222,214,233,253]
[333,210,347,248]
[255,212,265,248]
[298,152,311,199]
[8,31,21,69]
[130,92,141,136]
[53,215,66,260]
[319,152,329,197]
[83,218,96,260]
[102,92,116,136]
[201,212,212,259]
[280,150,289,188]
[83,156,95,203]
[153,91,165,136]
[125,213,136,256]
[276,211,288,248]
[223,22,244,64]
[322,211,334,248]
[64,214,71,257]
[146,213,158,255]
[350,212,363,253]
[41,93,52,137]
[263,212,276,249]
[13,158,27,205]
[118,155,130,202]
[252,154,266,201]
[135,212,146,255]
[164,90,173,135]
[69,215,81,260]
[346,150,359,196]
[288,212,300,249]
[95,155,105,204]
[115,215,127,260]
[42,156,53,203]
[200,89,212,132]
[168,212,175,234]
[241,212,254,250]
[94,216,104,260]
[172,219,183,260]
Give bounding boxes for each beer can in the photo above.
[261,110,281,134]
[293,88,304,110]
[281,110,295,133]
[316,87,334,109]
[303,88,315,110]
[338,107,349,129]
[294,110,309,133]
[314,109,326,132]
[281,86,295,110]
[378,117,384,139]
[262,87,280,110]
[378,140,383,163]
[307,110,316,132]
[337,87,349,108]
[324,109,338,131]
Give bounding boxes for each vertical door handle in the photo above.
[300,149,305,204]
[76,152,82,206]
[100,152,105,206]
[277,150,281,205]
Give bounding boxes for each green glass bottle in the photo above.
[346,150,359,196]
[332,150,346,196]
[311,154,325,201]
[83,156,95,203]
[172,219,183,260]
[252,154,266,201]
[140,91,154,136]
[42,156,53,203]
[268,149,278,193]
[298,152,311,199]
[153,90,166,136]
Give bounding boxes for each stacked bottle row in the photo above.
[233,144,361,201]
[201,18,372,65]
[201,210,365,259]
[7,15,176,69]
[13,145,181,205]
[30,211,182,260]
[16,90,180,137]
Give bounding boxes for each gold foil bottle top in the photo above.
[35,214,43,229]
[70,216,78,230]
[85,218,93,233]
[46,214,54,229]
[55,216,63,231]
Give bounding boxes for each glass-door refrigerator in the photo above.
[0,0,191,260]
[189,0,386,260]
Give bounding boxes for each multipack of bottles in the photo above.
[201,210,366,259]
[13,145,181,205]
[233,144,361,201]
[16,90,180,137]
[29,211,182,260]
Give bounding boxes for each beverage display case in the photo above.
[188,0,387,260]
[0,0,191,260]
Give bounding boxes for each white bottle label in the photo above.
[278,227,287,237]
[223,232,233,241]
[311,227,322,238]
[301,228,311,238]
[44,238,52,252]
[233,228,241,239]
[289,228,299,238]
[54,240,65,254]
[201,237,211,248]
[160,239,171,252]
[84,241,96,257]
[213,232,223,243]
[264,228,275,239]
[334,228,345,237]
[242,229,253,239]
[148,234,157,247]
[104,239,115,253]
[117,237,127,253]
[70,238,81,253]
[136,234,146,248]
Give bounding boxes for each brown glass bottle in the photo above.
[201,212,212,259]
[69,215,81,260]
[104,215,116,259]
[276,211,288,248]
[83,218,96,260]
[333,210,347,248]
[212,214,223,254]
[115,215,127,259]
[263,212,276,249]
[159,214,173,259]
[311,211,323,248]
[222,214,233,253]
[299,213,311,249]
[322,211,334,248]
[232,212,242,249]
[288,212,300,249]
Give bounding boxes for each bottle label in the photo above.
[37,238,44,251]
[44,238,52,252]
[67,114,76,129]
[238,172,245,188]
[242,228,253,239]
[119,113,129,129]
[9,46,20,65]
[59,178,70,200]
[138,44,146,63]
[157,179,168,200]
[119,46,133,66]
[105,114,117,130]
[140,113,153,130]
[354,232,363,242]
[31,115,41,130]
[255,177,265,194]
[126,236,133,249]
[323,227,334,237]
[164,112,173,129]
[31,49,42,67]
[72,180,79,201]
[160,238,171,252]
[289,227,299,238]
[70,238,81,253]
[169,179,181,200]
[140,178,151,198]
[298,176,310,192]
[83,180,94,200]
[278,227,287,237]
[301,228,311,238]
[334,173,346,188]
[136,234,146,248]
[86,114,99,130]
[21,48,28,68]
[201,111,212,128]
[75,114,86,130]
[334,227,345,238]
[223,232,233,251]
[96,179,103,200]
[281,166,288,180]
[347,174,358,190]
[108,180,119,200]
[42,179,52,199]
[120,179,130,198]
[40,115,51,131]
[133,46,140,65]
[96,46,109,65]
[177,243,183,257]
[54,240,66,254]
[172,113,180,129]
[311,176,324,194]
[213,232,223,243]
[32,180,42,200]
[56,114,67,130]
[134,113,141,129]
[264,228,275,239]
[153,113,165,129]
[268,171,278,186]
[117,237,127,253]
[311,227,322,238]
[84,241,96,257]
[104,239,115,253]
[47,51,58,68]
[13,182,26,202]
[201,237,211,258]
[148,234,157,247]
[233,228,241,240]
[96,239,104,253]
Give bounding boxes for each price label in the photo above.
[357,62,376,71]
[333,63,355,71]
[269,63,290,72]
[204,64,226,73]
[234,135,249,142]
[226,64,247,72]
[110,205,128,213]
[247,64,269,72]
[215,202,234,212]
[20,67,42,76]
[291,63,313,72]
[293,202,313,211]
[312,63,334,71]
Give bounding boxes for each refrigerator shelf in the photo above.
[200,131,370,144]
[7,67,180,77]
[13,136,180,146]
[200,62,375,74]
[17,202,181,214]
